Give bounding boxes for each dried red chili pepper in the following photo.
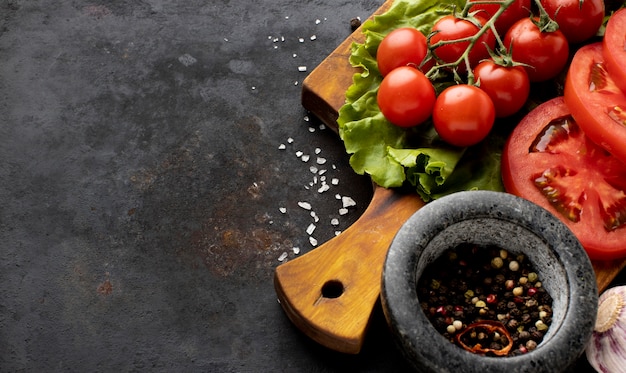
[455,320,514,356]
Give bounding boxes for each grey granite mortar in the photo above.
[381,190,598,373]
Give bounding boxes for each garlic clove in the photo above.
[586,285,626,373]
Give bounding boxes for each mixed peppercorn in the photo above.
[417,243,553,356]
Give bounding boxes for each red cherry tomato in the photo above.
[503,17,569,82]
[502,97,626,260]
[603,8,626,94]
[564,42,626,165]
[541,0,604,44]
[469,0,531,34]
[474,60,530,118]
[430,15,495,72]
[377,66,436,127]
[432,84,495,147]
[376,27,429,77]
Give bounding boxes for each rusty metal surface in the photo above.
[0,1,620,371]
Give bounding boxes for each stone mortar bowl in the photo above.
[381,190,598,373]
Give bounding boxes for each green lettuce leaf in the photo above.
[337,0,505,202]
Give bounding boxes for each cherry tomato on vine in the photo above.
[503,17,569,82]
[474,60,530,118]
[376,27,429,77]
[564,43,626,165]
[603,8,626,94]
[502,97,626,260]
[541,0,604,44]
[469,0,531,34]
[377,66,436,127]
[432,84,495,147]
[430,15,495,72]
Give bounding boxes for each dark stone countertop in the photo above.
[0,1,621,371]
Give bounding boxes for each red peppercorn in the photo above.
[436,305,447,315]
[486,294,497,304]
[513,296,525,303]
[527,287,537,296]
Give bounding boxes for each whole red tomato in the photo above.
[541,0,604,44]
[503,17,569,82]
[469,0,531,34]
[376,27,429,77]
[474,60,530,117]
[377,66,436,127]
[430,15,495,72]
[432,84,495,147]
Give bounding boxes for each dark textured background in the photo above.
[0,1,620,371]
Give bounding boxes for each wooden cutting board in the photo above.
[274,0,626,355]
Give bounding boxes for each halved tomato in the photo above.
[564,43,626,165]
[502,97,626,260]
[603,8,626,94]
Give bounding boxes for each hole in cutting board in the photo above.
[321,280,344,299]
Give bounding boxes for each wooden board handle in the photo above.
[274,185,424,354]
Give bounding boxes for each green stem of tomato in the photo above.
[426,0,515,85]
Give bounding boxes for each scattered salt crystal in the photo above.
[294,81,299,86]
[319,169,327,175]
[296,150,303,157]
[315,148,321,154]
[316,157,327,165]
[303,115,310,122]
[318,184,330,193]
[301,154,310,162]
[279,207,287,214]
[287,137,294,143]
[293,53,297,58]
[311,211,319,222]
[312,176,318,184]
[319,124,326,130]
[293,247,301,255]
[335,194,342,200]
[224,38,229,42]
[331,218,339,226]
[335,231,342,236]
[320,175,326,182]
[339,208,349,215]
[310,166,318,174]
[298,66,307,72]
[281,36,285,42]
[315,19,321,24]
[310,35,317,41]
[274,45,278,49]
[342,196,357,208]
[278,252,288,262]
[308,127,315,132]
[331,178,339,185]
[298,201,312,210]
[309,236,318,246]
[278,144,286,150]
[306,223,316,235]
[299,37,305,43]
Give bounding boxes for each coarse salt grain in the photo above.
[315,148,321,154]
[310,35,317,41]
[335,194,341,200]
[342,196,356,208]
[278,252,288,262]
[306,223,316,235]
[287,137,294,143]
[298,201,312,210]
[339,208,349,215]
[331,178,339,185]
[308,127,315,132]
[335,231,341,236]
[299,37,305,43]
[315,19,321,24]
[293,247,300,255]
[279,207,287,213]
[309,236,318,246]
[296,151,303,157]
[298,66,307,72]
[303,115,310,122]
[311,211,319,222]
[316,157,327,165]
[309,166,318,174]
[331,218,339,226]
[278,144,286,150]
[317,184,330,193]
[301,154,310,162]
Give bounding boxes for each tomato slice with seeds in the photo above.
[564,42,626,165]
[603,8,626,94]
[502,97,626,260]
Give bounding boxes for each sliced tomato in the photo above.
[502,97,626,260]
[603,8,626,94]
[564,43,626,165]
